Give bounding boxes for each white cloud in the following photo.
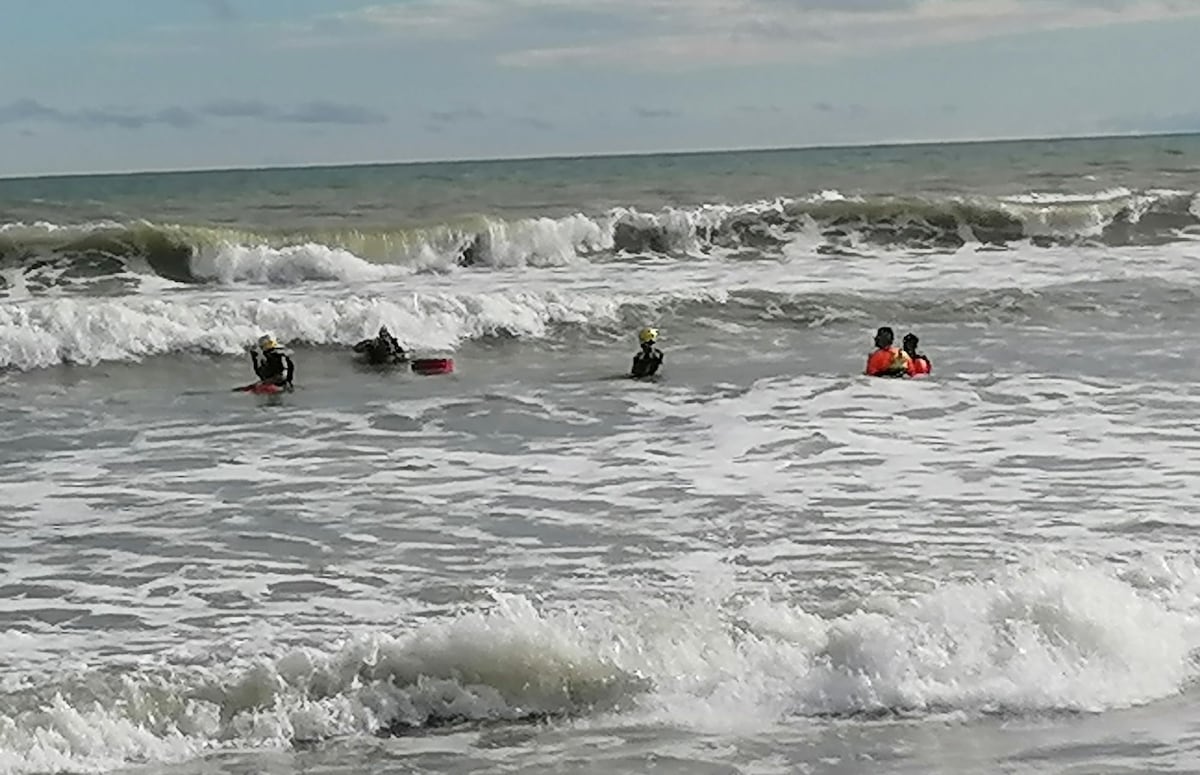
[328,0,1200,68]
[336,0,497,37]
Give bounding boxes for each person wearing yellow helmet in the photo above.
[631,327,664,379]
[249,333,295,390]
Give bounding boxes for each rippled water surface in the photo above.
[4,137,1200,774]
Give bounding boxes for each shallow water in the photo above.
[4,137,1200,774]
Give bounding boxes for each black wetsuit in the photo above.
[631,346,664,379]
[251,349,294,387]
[353,332,407,365]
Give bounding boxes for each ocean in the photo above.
[3,134,1200,775]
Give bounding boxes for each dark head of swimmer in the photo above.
[874,326,895,350]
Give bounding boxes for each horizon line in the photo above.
[0,129,1196,183]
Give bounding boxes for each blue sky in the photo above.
[0,0,1197,176]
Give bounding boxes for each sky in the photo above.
[0,0,1197,176]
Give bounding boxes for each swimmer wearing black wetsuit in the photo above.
[353,326,408,365]
[631,327,664,379]
[251,334,295,388]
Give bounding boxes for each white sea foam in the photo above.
[0,559,1195,775]
[5,189,1200,304]
[997,188,1136,205]
[3,236,1200,371]
[0,220,128,234]
[994,188,1199,240]
[0,288,633,370]
[190,243,404,285]
[7,148,1200,775]
[5,340,1200,773]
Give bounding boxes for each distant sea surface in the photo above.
[4,135,1200,775]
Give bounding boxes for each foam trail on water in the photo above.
[0,287,648,370]
[0,559,1196,774]
[5,241,1200,372]
[0,593,641,775]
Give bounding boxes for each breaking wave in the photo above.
[2,558,1197,774]
[2,278,1197,371]
[2,188,1199,293]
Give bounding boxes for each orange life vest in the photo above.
[865,346,911,377]
[907,355,931,377]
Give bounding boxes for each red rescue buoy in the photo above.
[250,383,283,394]
[233,381,283,394]
[411,357,454,376]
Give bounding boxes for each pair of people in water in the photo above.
[865,326,931,378]
[246,326,408,390]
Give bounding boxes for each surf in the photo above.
[1,557,1195,774]
[2,187,1199,296]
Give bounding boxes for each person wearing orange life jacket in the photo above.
[864,326,912,378]
[902,332,931,377]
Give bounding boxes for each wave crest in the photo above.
[3,188,1198,293]
[3,278,1198,371]
[2,559,1196,774]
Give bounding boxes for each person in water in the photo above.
[250,334,295,389]
[353,325,408,365]
[864,326,912,378]
[902,332,931,377]
[631,327,664,379]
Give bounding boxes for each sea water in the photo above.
[3,136,1200,774]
